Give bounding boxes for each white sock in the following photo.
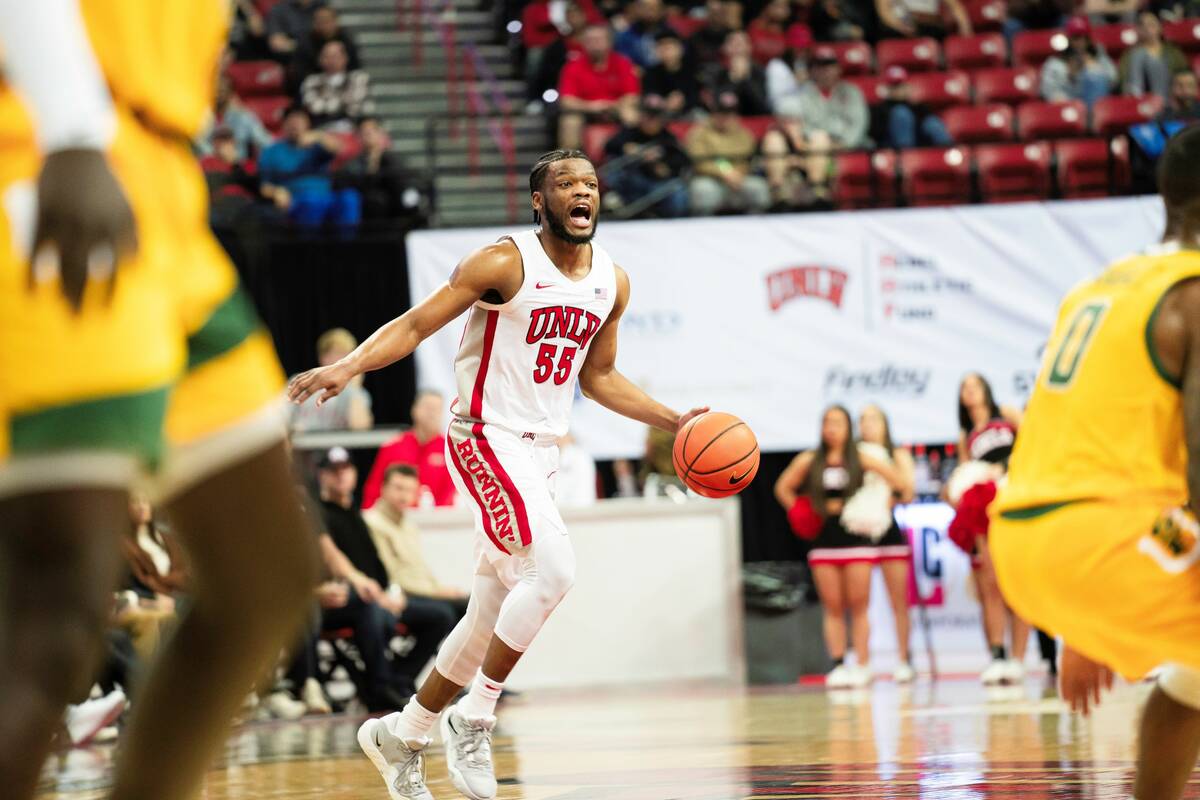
[386,698,439,741]
[459,669,504,719]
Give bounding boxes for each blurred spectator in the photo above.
[291,328,374,432]
[1147,0,1200,19]
[701,30,771,115]
[336,117,420,222]
[1160,69,1200,123]
[202,128,275,217]
[685,91,772,214]
[316,448,456,705]
[230,0,270,60]
[528,1,592,104]
[291,5,361,87]
[1040,16,1117,109]
[523,0,605,53]
[809,0,874,41]
[642,30,703,114]
[300,40,375,130]
[1003,0,1073,40]
[555,433,599,507]
[1120,11,1190,101]
[258,107,362,227]
[876,0,971,38]
[689,0,739,67]
[603,95,691,217]
[761,116,827,208]
[1080,0,1138,24]
[874,65,953,148]
[615,0,673,68]
[557,24,642,148]
[267,0,325,60]
[198,75,274,161]
[123,495,187,600]
[363,464,470,610]
[749,0,803,65]
[766,28,813,109]
[363,390,456,509]
[775,45,869,150]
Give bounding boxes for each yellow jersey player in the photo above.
[990,125,1200,800]
[0,3,317,800]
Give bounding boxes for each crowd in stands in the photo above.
[516,0,1200,216]
[203,0,421,230]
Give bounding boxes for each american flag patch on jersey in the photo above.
[595,287,608,300]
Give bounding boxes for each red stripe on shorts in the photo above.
[472,422,533,547]
[447,429,508,554]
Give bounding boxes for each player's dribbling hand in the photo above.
[676,407,710,431]
[32,149,138,312]
[1059,644,1114,716]
[287,362,355,406]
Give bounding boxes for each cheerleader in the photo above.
[775,406,906,689]
[946,373,1031,685]
[843,404,917,683]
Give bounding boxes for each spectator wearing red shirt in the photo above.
[362,390,456,509]
[557,24,642,148]
[748,0,796,65]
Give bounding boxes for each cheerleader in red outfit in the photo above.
[946,373,1031,686]
[775,406,906,689]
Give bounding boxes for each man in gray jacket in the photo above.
[775,45,869,150]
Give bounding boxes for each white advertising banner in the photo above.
[407,197,1165,458]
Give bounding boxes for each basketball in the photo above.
[672,412,760,498]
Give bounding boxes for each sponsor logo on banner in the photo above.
[824,364,932,396]
[767,266,848,312]
[878,254,972,322]
[623,310,684,337]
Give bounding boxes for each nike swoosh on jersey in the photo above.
[535,282,556,289]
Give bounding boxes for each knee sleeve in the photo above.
[434,571,508,687]
[493,534,576,653]
[1159,663,1200,710]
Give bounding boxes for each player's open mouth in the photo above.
[568,203,592,228]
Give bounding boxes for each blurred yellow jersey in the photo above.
[995,243,1200,513]
[0,0,228,145]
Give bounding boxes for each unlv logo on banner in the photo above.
[766,266,848,312]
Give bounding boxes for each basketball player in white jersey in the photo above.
[287,149,706,800]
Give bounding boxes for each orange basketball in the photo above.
[672,412,760,498]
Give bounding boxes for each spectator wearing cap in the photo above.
[527,2,593,106]
[642,30,703,115]
[258,107,362,227]
[362,389,457,510]
[299,40,375,130]
[701,30,771,116]
[557,24,642,149]
[290,328,374,432]
[614,0,674,69]
[1120,10,1190,101]
[874,65,954,148]
[1040,16,1117,109]
[748,0,806,66]
[198,74,274,162]
[267,0,326,60]
[688,0,738,68]
[291,5,361,88]
[765,25,813,111]
[603,95,691,218]
[776,45,869,150]
[685,91,772,215]
[875,0,971,38]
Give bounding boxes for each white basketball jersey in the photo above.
[452,230,617,438]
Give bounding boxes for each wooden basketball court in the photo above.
[41,678,1193,799]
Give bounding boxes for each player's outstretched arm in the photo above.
[288,242,521,406]
[578,267,707,432]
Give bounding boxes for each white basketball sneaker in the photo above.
[844,665,873,688]
[981,658,1008,685]
[357,717,433,800]
[893,662,917,684]
[441,704,498,800]
[825,664,852,689]
[1003,659,1026,685]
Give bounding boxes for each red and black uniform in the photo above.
[807,465,878,567]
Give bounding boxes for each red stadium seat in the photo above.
[899,146,972,206]
[877,37,942,73]
[666,13,705,38]
[1054,137,1131,197]
[242,95,291,133]
[1012,28,1069,67]
[966,0,1008,32]
[1090,24,1139,60]
[907,70,972,111]
[1016,100,1087,139]
[975,141,1052,202]
[226,60,285,97]
[582,123,619,165]
[329,132,364,170]
[945,33,1008,70]
[828,41,874,75]
[833,150,898,209]
[972,67,1040,105]
[254,0,280,14]
[738,116,775,140]
[941,103,1015,143]
[1091,95,1163,136]
[844,74,886,105]
[1164,18,1200,55]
